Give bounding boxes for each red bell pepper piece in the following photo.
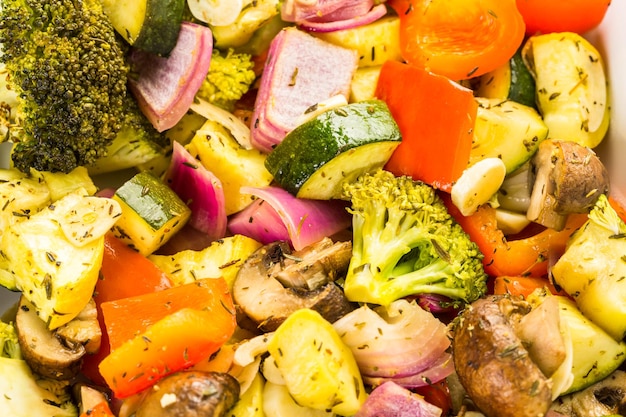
[375,60,477,191]
[413,380,452,416]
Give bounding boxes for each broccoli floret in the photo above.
[0,0,132,173]
[196,48,257,111]
[0,320,78,416]
[342,170,488,307]
[88,93,170,175]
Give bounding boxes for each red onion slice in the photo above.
[228,186,351,250]
[164,141,227,241]
[298,4,388,33]
[228,198,290,245]
[362,352,455,388]
[413,293,459,315]
[333,300,451,378]
[128,22,213,132]
[282,0,374,23]
[250,28,357,152]
[354,381,444,417]
[308,0,376,22]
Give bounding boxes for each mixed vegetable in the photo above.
[0,0,624,416]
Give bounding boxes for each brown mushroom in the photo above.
[135,371,239,417]
[55,298,101,354]
[452,295,554,417]
[232,238,356,332]
[15,295,86,380]
[528,139,610,230]
[510,295,566,377]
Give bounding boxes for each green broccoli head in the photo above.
[342,169,488,307]
[88,93,171,175]
[0,0,129,173]
[196,48,257,111]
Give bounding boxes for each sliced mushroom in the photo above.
[233,238,356,332]
[269,237,353,290]
[528,139,610,230]
[135,371,240,417]
[509,295,567,378]
[550,370,626,417]
[16,295,86,380]
[55,298,101,354]
[452,295,553,417]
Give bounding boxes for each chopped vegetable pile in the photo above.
[0,0,624,416]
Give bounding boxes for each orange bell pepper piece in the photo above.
[376,60,477,191]
[95,233,172,304]
[515,0,610,35]
[388,0,525,80]
[98,278,236,398]
[82,233,173,385]
[443,195,588,277]
[101,278,234,350]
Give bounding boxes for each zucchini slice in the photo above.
[470,97,548,174]
[265,100,401,200]
[112,172,191,256]
[522,32,609,149]
[267,308,367,416]
[472,48,536,109]
[100,0,185,56]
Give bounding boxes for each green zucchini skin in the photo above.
[508,49,536,108]
[114,171,188,230]
[134,0,186,56]
[101,0,185,56]
[472,48,536,109]
[265,100,402,199]
[112,171,191,256]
